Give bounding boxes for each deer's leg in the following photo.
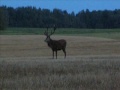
[63,49,66,58]
[55,51,57,59]
[52,50,54,59]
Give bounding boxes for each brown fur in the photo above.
[44,26,67,59]
[47,39,67,59]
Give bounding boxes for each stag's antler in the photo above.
[44,25,49,36]
[44,30,48,36]
[44,25,57,36]
[49,24,57,36]
[54,24,56,31]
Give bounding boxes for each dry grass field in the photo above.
[0,35,120,90]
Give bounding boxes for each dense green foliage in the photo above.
[0,7,8,30]
[1,6,120,29]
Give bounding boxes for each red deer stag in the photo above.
[44,25,67,59]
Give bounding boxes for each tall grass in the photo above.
[0,58,120,90]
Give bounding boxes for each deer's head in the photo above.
[44,25,56,42]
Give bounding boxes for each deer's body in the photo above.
[47,39,66,58]
[44,25,67,59]
[47,39,66,50]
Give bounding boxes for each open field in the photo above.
[0,35,120,57]
[0,35,120,90]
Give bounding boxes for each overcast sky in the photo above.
[1,0,120,13]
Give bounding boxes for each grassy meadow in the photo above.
[0,28,120,90]
[1,28,120,39]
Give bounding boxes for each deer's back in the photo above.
[48,39,66,50]
[56,39,66,47]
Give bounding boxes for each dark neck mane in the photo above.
[47,39,53,48]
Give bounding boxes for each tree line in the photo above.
[0,6,120,30]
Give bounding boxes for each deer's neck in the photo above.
[47,39,54,47]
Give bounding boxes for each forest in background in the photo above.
[0,6,120,30]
